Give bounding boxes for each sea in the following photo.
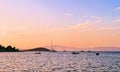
[0,51,120,72]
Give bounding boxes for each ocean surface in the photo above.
[0,51,120,72]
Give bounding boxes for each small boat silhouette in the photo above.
[35,52,41,54]
[96,52,100,55]
[72,52,79,54]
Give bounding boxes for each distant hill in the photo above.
[22,46,120,52]
[22,47,51,51]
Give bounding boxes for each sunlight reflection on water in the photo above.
[0,52,120,72]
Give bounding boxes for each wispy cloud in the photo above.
[113,17,120,23]
[90,16,101,23]
[0,25,8,35]
[115,6,120,10]
[64,13,73,16]
[68,21,91,30]
[0,25,26,36]
[68,16,101,30]
[99,26,120,30]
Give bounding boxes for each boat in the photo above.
[72,52,79,54]
[81,50,84,52]
[35,52,41,54]
[96,52,100,55]
[51,49,57,52]
[50,40,57,52]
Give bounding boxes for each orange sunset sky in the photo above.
[0,0,120,51]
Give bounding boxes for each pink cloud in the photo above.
[113,17,120,23]
[68,16,101,30]
[64,13,73,16]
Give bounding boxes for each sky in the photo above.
[0,0,120,51]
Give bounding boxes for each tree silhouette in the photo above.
[0,45,20,52]
[0,45,7,52]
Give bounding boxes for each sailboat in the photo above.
[51,40,57,52]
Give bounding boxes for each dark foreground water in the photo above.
[0,51,120,72]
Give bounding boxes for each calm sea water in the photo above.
[0,51,120,72]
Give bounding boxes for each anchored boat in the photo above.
[35,52,41,54]
[72,52,79,54]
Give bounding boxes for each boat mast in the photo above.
[51,40,53,50]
